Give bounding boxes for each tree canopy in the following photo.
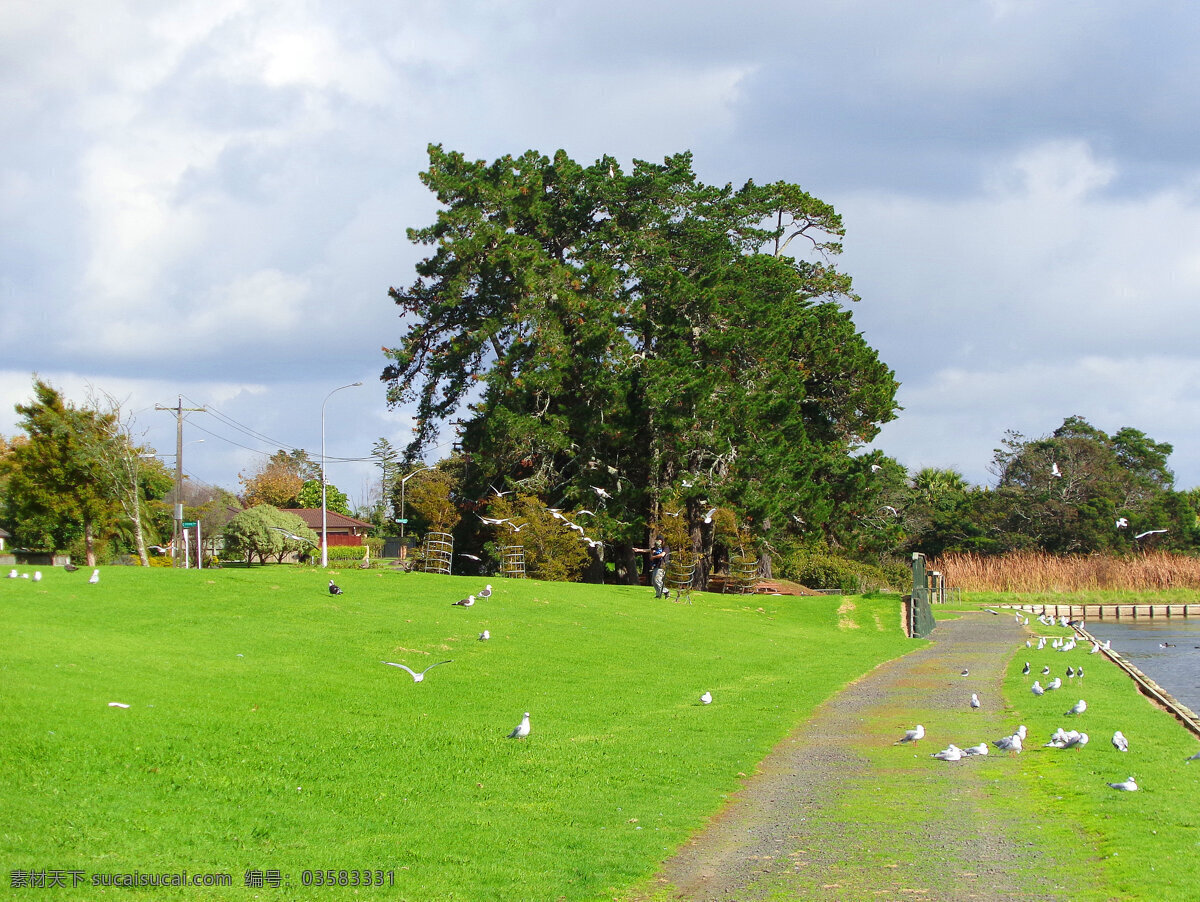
[383,145,899,581]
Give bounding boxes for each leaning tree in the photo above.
[383,146,898,582]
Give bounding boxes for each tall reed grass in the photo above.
[934,551,1200,593]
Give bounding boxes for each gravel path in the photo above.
[650,612,1067,901]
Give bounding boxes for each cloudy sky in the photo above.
[4,0,1200,505]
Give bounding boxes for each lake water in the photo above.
[1083,618,1200,715]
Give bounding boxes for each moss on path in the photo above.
[646,612,1093,901]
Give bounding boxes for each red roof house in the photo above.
[279,509,373,547]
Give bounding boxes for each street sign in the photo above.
[183,521,197,528]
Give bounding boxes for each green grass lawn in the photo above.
[1,567,911,900]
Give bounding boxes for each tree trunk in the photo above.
[84,519,97,567]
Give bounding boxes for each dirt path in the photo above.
[650,612,1068,901]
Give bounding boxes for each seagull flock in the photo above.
[895,612,1200,791]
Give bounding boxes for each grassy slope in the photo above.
[1,568,911,900]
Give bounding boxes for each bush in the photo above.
[779,548,903,594]
[325,545,371,562]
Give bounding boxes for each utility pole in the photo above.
[156,396,206,567]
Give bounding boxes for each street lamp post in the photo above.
[399,465,434,539]
[321,381,363,568]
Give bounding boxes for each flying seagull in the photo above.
[328,579,342,596]
[591,485,612,500]
[1112,731,1129,752]
[700,691,712,705]
[1135,529,1168,540]
[383,660,452,682]
[896,724,925,744]
[508,712,531,739]
[1107,776,1138,791]
[1115,517,1129,529]
[702,508,718,524]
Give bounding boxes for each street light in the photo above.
[321,381,363,568]
[398,465,434,539]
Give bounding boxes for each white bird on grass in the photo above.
[1042,665,1051,674]
[932,744,963,761]
[970,693,980,709]
[1022,662,1031,675]
[1046,677,1062,691]
[6,569,16,578]
[508,712,531,739]
[1107,776,1138,791]
[994,733,1023,754]
[896,724,925,744]
[1031,681,1045,696]
[963,743,989,756]
[452,595,476,607]
[478,584,493,599]
[1090,641,1101,654]
[1185,750,1200,762]
[700,691,712,705]
[89,569,100,584]
[1065,699,1087,715]
[478,630,490,641]
[1112,731,1129,752]
[32,571,42,582]
[382,660,453,682]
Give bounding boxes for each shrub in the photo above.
[779,548,902,593]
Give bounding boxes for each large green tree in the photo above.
[383,146,898,581]
[1,379,118,564]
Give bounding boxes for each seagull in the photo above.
[700,691,712,705]
[932,745,963,761]
[88,569,100,584]
[1076,666,1084,680]
[458,553,482,562]
[328,579,342,596]
[1090,641,1101,654]
[107,702,130,708]
[1112,731,1129,752]
[488,484,511,498]
[1046,677,1062,691]
[1135,529,1167,540]
[6,569,17,579]
[575,509,596,517]
[1107,776,1138,792]
[963,743,989,756]
[970,693,980,709]
[63,563,78,572]
[383,660,452,682]
[1022,662,1031,675]
[961,668,970,676]
[1042,665,1051,675]
[1065,699,1087,715]
[1116,517,1129,529]
[591,486,612,500]
[32,572,42,582]
[452,595,476,607]
[1051,462,1062,477]
[1030,681,1045,696]
[21,573,29,579]
[478,630,490,641]
[870,463,883,472]
[1067,666,1075,678]
[702,508,718,524]
[1159,642,1176,648]
[508,712,531,739]
[896,724,925,744]
[478,584,493,599]
[1186,750,1200,762]
[478,515,510,526]
[994,733,1023,754]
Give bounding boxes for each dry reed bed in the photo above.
[934,551,1200,593]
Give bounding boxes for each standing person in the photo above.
[650,537,669,598]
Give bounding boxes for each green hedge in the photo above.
[779,548,905,593]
